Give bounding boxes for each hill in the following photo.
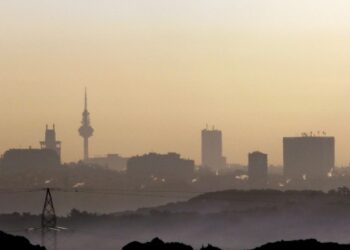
[253,239,350,250]
[0,230,45,250]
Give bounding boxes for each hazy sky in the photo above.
[1,0,350,165]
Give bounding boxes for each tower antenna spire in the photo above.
[84,87,87,110]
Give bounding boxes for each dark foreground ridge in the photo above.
[123,238,350,250]
[0,230,45,250]
[122,238,221,250]
[253,239,350,250]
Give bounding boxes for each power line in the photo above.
[0,187,207,199]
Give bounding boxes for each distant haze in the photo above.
[1,0,350,165]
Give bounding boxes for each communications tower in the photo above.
[78,89,94,161]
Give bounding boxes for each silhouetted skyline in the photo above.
[2,1,350,165]
[3,2,350,250]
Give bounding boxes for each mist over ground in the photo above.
[2,188,350,250]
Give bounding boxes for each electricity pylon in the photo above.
[41,188,57,250]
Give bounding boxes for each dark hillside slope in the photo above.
[0,230,45,250]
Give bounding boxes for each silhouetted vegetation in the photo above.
[0,230,45,250]
[123,238,192,250]
[123,238,221,250]
[253,239,350,250]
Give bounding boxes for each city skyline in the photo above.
[2,1,350,165]
[0,100,340,167]
[3,2,350,250]
[0,87,345,166]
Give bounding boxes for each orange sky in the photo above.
[1,1,350,165]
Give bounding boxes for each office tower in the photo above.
[201,127,226,170]
[78,89,94,161]
[248,151,268,187]
[283,136,335,179]
[40,124,61,160]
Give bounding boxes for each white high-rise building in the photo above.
[201,127,226,170]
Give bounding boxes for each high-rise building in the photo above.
[78,89,94,161]
[283,136,335,179]
[40,124,61,160]
[248,151,268,187]
[201,127,226,170]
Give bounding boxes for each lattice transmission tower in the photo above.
[41,188,57,250]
